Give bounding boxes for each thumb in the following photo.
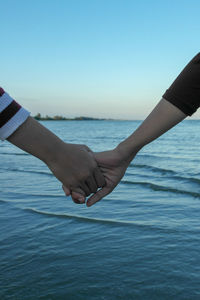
[86,186,110,207]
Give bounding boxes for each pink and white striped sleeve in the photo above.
[0,88,30,140]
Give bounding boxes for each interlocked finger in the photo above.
[94,167,106,188]
[85,176,98,193]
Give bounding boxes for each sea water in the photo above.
[1,120,200,300]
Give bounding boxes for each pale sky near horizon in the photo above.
[1,0,200,119]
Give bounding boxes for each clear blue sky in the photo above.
[1,0,200,119]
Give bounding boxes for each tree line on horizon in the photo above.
[33,113,105,121]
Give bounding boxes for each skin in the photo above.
[63,98,187,206]
[8,116,106,200]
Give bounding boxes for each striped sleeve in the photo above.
[0,88,30,141]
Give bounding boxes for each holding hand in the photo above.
[87,148,135,206]
[63,147,137,206]
[64,98,187,206]
[47,142,106,200]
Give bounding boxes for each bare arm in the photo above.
[8,116,105,199]
[117,98,186,160]
[84,99,187,206]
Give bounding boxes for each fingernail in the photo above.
[78,197,85,203]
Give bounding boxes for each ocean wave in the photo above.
[137,153,166,159]
[137,153,200,162]
[130,163,176,175]
[25,207,126,225]
[121,180,200,198]
[187,177,200,184]
[23,207,169,232]
[0,152,29,156]
[1,167,52,177]
[24,207,194,234]
[0,199,9,204]
[2,191,64,200]
[129,164,200,184]
[169,175,200,185]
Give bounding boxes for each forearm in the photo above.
[117,98,186,160]
[7,116,63,164]
[7,116,105,196]
[117,53,200,161]
[2,88,105,198]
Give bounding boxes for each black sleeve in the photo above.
[163,53,200,116]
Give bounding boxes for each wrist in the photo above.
[116,136,143,162]
[41,138,65,166]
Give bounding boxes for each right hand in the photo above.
[86,148,134,206]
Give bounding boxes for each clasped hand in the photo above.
[58,144,135,207]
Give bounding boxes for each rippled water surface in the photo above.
[1,120,200,300]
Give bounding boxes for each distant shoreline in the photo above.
[33,114,200,121]
[33,114,108,121]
